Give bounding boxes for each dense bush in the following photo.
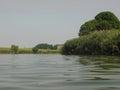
[79,11,120,36]
[62,30,120,55]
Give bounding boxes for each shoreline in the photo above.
[0,48,61,54]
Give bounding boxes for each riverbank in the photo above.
[62,30,120,55]
[0,47,60,54]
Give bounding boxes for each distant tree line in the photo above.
[32,43,57,53]
[0,44,61,54]
[33,43,57,49]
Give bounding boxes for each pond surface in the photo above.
[0,54,120,90]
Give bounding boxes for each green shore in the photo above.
[0,47,60,54]
[62,30,120,55]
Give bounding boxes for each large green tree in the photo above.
[95,11,120,29]
[79,20,97,36]
[96,20,112,30]
[79,11,120,36]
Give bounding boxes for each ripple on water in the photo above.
[0,54,120,90]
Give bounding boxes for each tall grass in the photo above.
[0,47,11,54]
[18,48,33,54]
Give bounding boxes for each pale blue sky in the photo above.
[0,0,120,47]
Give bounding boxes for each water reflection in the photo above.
[78,55,120,80]
[97,87,120,90]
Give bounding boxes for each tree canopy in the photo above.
[79,11,120,36]
[33,43,56,49]
[79,20,97,35]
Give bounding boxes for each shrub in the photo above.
[62,30,120,55]
[32,48,39,54]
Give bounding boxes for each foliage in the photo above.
[0,48,60,54]
[95,11,120,29]
[34,43,56,49]
[32,48,39,54]
[62,30,120,55]
[79,20,97,36]
[79,11,120,36]
[96,20,112,30]
[11,45,19,54]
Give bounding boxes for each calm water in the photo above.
[0,54,120,90]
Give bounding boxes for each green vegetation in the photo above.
[62,11,120,55]
[34,43,57,50]
[11,45,19,54]
[0,43,61,54]
[79,11,120,36]
[95,11,120,29]
[0,47,32,54]
[31,43,60,54]
[0,47,11,54]
[62,30,120,55]
[18,48,33,54]
[32,48,39,54]
[0,47,60,54]
[38,49,60,54]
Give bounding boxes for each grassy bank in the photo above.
[62,30,120,55]
[0,48,60,54]
[0,47,11,54]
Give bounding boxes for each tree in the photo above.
[95,11,120,29]
[96,20,112,30]
[32,47,38,54]
[79,11,120,36]
[79,20,97,36]
[11,45,19,54]
[34,43,54,49]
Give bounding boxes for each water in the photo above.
[0,54,120,90]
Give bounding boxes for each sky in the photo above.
[0,0,120,47]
